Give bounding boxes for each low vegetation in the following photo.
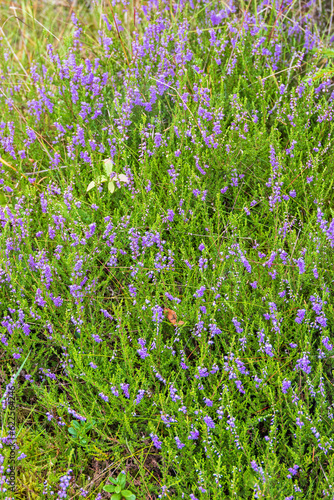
[1,0,334,498]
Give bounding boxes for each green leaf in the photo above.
[0,191,7,206]
[108,181,115,193]
[243,470,257,488]
[72,421,80,429]
[115,485,121,494]
[109,478,118,485]
[103,158,114,175]
[110,494,121,500]
[103,485,115,493]
[313,68,334,80]
[68,429,77,436]
[121,490,136,498]
[96,175,108,184]
[118,474,126,489]
[311,48,334,58]
[87,175,108,192]
[86,181,96,192]
[76,208,92,223]
[115,174,129,183]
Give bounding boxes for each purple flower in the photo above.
[137,338,149,359]
[279,84,286,95]
[322,336,333,351]
[198,243,205,251]
[100,309,113,320]
[167,209,175,222]
[203,397,213,407]
[294,354,311,374]
[99,392,109,402]
[282,379,291,394]
[40,192,48,213]
[296,258,305,274]
[188,428,199,440]
[198,257,208,271]
[232,317,243,334]
[135,389,145,405]
[150,433,162,449]
[251,460,259,472]
[193,286,206,298]
[295,309,306,324]
[174,436,185,449]
[203,415,215,429]
[154,133,162,148]
[287,465,299,479]
[121,383,130,398]
[35,288,46,307]
[92,334,102,343]
[110,386,119,397]
[316,315,327,328]
[151,304,164,323]
[296,417,304,428]
[195,366,209,378]
[240,253,252,273]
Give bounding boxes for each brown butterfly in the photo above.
[164,307,184,326]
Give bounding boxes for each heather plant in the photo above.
[0,0,334,499]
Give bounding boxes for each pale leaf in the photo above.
[86,181,96,192]
[117,174,129,183]
[103,159,114,176]
[96,175,108,184]
[108,181,115,193]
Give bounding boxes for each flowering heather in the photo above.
[0,0,334,498]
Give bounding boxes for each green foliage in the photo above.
[0,0,334,499]
[103,472,136,500]
[67,419,96,447]
[86,159,129,193]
